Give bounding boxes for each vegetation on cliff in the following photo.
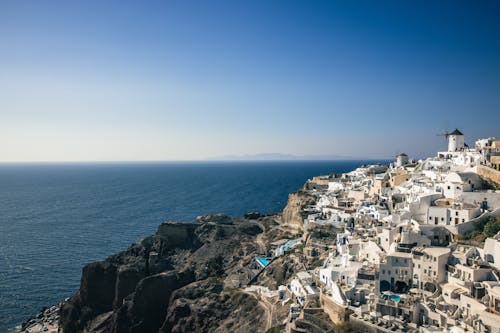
[459,215,500,243]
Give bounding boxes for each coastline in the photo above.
[16,179,319,333]
[15,143,500,333]
[3,160,372,332]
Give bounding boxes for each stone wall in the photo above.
[320,293,349,325]
[478,165,500,189]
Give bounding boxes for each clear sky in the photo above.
[1,0,499,161]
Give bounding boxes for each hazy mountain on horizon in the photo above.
[206,153,380,161]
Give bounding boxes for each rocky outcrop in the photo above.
[113,265,145,309]
[112,270,195,333]
[160,286,267,333]
[282,190,316,232]
[54,214,277,333]
[59,261,118,333]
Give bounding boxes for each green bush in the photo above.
[484,219,500,237]
[463,216,500,241]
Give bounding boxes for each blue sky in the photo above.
[1,0,499,161]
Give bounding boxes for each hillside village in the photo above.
[254,130,500,333]
[19,130,500,333]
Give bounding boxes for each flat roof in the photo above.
[423,247,451,257]
[389,252,413,258]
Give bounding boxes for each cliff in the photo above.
[20,180,318,333]
[20,212,300,333]
[281,189,316,232]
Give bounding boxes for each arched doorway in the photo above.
[380,280,391,292]
[394,281,408,293]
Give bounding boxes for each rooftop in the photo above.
[449,129,464,136]
[423,247,451,257]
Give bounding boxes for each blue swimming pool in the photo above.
[381,294,401,303]
[256,257,270,267]
[390,295,401,302]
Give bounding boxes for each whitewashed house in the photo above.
[443,172,482,199]
[412,247,451,290]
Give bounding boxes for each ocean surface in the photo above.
[0,160,385,331]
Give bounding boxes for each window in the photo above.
[429,217,432,220]
[424,269,427,273]
[456,212,458,216]
[382,269,385,274]
[434,257,437,262]
[462,219,465,222]
[441,217,444,221]
[447,186,451,190]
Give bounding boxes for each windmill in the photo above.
[437,129,464,152]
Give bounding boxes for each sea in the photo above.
[0,160,386,331]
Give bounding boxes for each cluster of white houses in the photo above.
[282,130,500,332]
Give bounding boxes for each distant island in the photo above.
[206,153,365,161]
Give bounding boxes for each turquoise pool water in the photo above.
[381,294,401,303]
[390,295,401,302]
[257,257,270,267]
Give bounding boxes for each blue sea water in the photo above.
[0,160,385,331]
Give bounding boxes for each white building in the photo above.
[447,246,492,285]
[358,240,383,264]
[484,233,500,270]
[379,252,413,292]
[412,247,451,290]
[448,129,465,152]
[426,198,481,226]
[395,153,409,167]
[443,172,482,199]
[290,271,318,305]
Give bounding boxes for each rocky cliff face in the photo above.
[55,214,279,333]
[281,190,316,232]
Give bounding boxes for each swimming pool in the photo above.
[390,295,401,302]
[381,294,401,303]
[256,257,270,267]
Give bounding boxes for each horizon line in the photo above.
[0,157,394,164]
